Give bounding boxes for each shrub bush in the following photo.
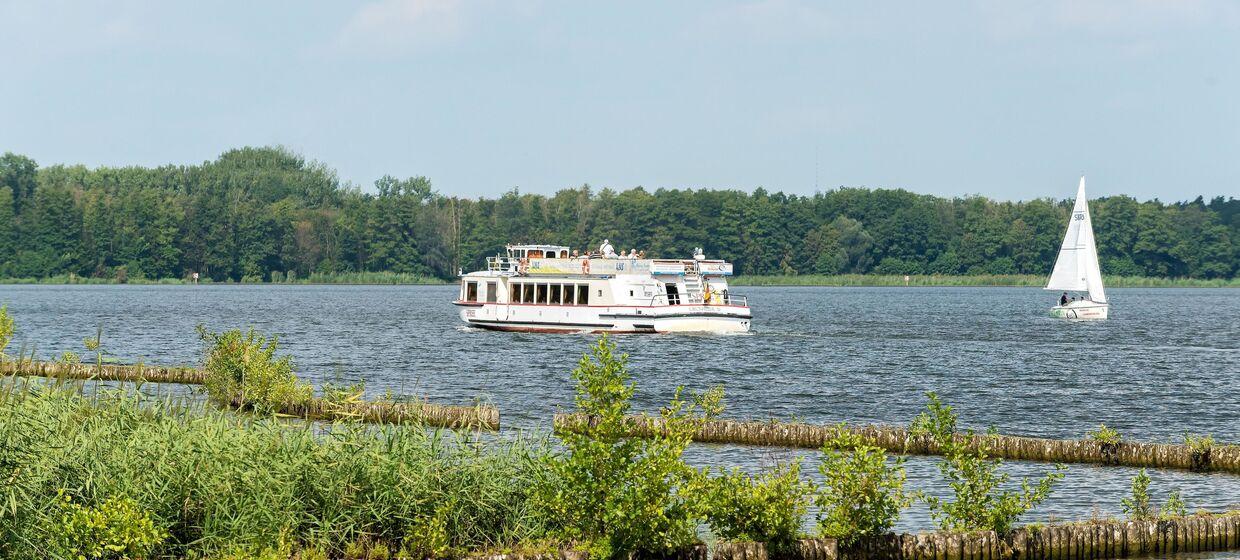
[914,393,1066,534]
[536,335,705,558]
[815,425,911,544]
[197,325,312,413]
[1121,469,1152,520]
[692,461,812,547]
[54,494,167,560]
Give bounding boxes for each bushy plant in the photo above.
[1087,424,1121,446]
[55,493,167,560]
[691,461,812,547]
[816,425,911,544]
[1185,433,1215,471]
[197,325,312,413]
[0,304,14,359]
[537,335,704,558]
[914,393,1066,534]
[1161,491,1186,518]
[1121,469,1152,520]
[0,386,548,558]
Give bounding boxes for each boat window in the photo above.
[530,250,544,259]
[578,285,590,305]
[510,283,522,303]
[560,250,568,258]
[550,284,562,304]
[665,283,680,305]
[523,283,535,303]
[536,284,548,304]
[486,282,497,303]
[466,281,478,302]
[564,284,576,305]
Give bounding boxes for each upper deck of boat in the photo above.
[463,243,734,279]
[475,255,733,278]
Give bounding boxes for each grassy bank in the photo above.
[0,382,550,559]
[730,274,1240,288]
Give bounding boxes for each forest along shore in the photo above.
[1,273,1236,288]
[2,147,1237,285]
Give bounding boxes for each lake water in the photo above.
[3,284,1239,538]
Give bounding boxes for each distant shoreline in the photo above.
[1,273,1235,288]
[729,274,1240,288]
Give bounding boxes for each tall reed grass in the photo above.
[0,381,550,559]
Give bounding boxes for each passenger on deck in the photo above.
[600,239,616,258]
[571,249,580,258]
[628,249,638,259]
[1060,292,1069,306]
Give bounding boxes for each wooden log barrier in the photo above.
[552,414,1240,474]
[238,396,501,431]
[4,359,499,430]
[711,512,1240,560]
[1,359,206,385]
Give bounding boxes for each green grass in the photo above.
[0,381,550,559]
[730,274,1240,288]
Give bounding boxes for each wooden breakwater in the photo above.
[2,360,499,430]
[553,414,1240,473]
[240,396,501,431]
[713,512,1240,560]
[0,359,206,384]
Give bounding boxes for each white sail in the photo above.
[1046,177,1106,303]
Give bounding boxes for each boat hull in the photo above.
[1050,301,1109,320]
[457,303,752,334]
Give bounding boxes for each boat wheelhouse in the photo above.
[453,244,752,333]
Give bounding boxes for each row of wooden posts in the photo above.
[553,414,1240,474]
[468,513,1240,560]
[1,360,498,430]
[4,360,1237,474]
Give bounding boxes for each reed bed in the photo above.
[0,359,206,384]
[0,383,545,559]
[713,512,1240,560]
[553,414,1240,473]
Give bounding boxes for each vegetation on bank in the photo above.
[0,306,1202,558]
[1,147,1237,283]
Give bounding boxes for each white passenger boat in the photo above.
[1046,177,1109,320]
[454,243,752,333]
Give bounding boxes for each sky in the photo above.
[1,0,1238,202]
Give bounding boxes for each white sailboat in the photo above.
[1046,177,1109,320]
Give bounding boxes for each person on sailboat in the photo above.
[1060,293,1069,306]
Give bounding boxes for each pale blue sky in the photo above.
[2,1,1237,201]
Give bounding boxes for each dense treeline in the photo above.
[1,147,1237,281]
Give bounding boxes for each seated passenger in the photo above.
[1060,292,1069,306]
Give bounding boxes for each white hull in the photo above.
[1049,300,1109,320]
[457,302,752,334]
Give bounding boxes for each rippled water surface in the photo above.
[3,284,1239,536]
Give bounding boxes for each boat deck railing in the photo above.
[644,293,748,307]
[486,256,521,273]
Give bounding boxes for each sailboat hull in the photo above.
[1050,300,1109,320]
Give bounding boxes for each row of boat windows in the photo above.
[462,281,594,305]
